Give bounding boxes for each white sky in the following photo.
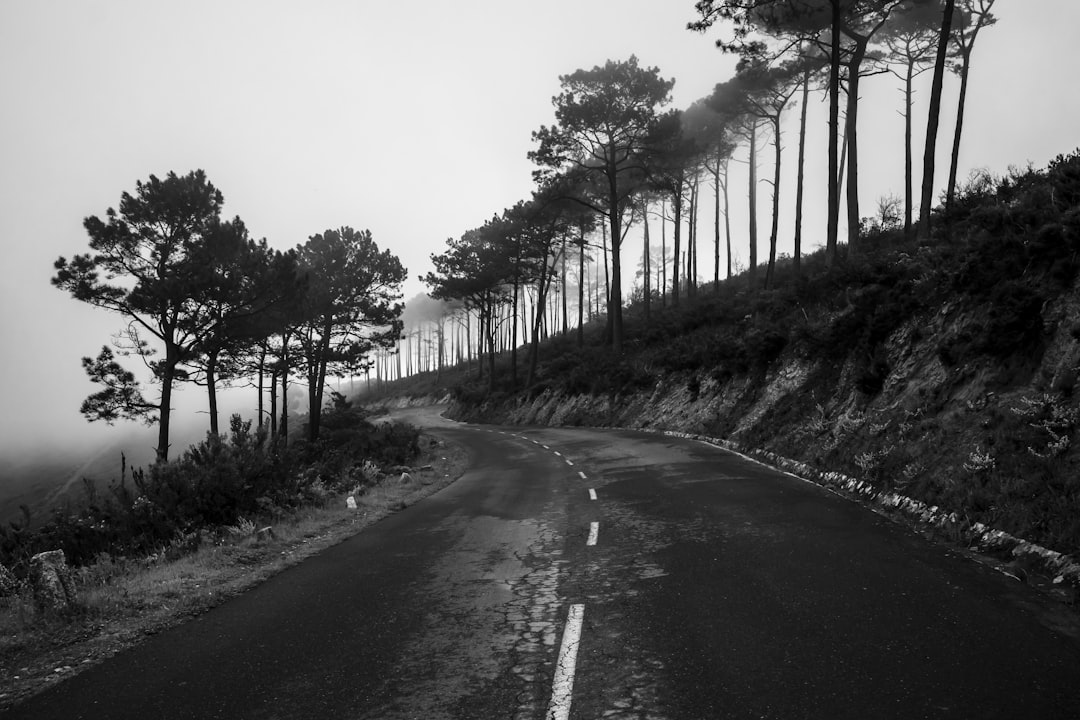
[1,0,1077,457]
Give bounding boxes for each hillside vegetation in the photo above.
[388,151,1080,559]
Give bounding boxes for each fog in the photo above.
[401,293,461,329]
[0,375,309,523]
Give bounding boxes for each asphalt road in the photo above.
[9,409,1080,719]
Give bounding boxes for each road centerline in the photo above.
[586,522,599,546]
[547,603,585,720]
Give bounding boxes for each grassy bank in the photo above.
[0,431,469,710]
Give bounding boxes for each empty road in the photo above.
[9,409,1080,719]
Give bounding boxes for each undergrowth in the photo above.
[0,396,420,575]
[0,427,465,709]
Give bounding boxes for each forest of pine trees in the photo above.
[407,0,998,389]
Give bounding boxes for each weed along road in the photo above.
[10,410,1080,719]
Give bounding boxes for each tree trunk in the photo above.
[826,0,842,269]
[748,121,759,289]
[688,179,698,298]
[661,199,668,306]
[477,306,485,382]
[396,334,403,379]
[306,327,332,443]
[845,42,867,251]
[256,343,266,430]
[280,336,290,445]
[672,184,682,305]
[578,228,586,348]
[767,113,782,290]
[484,306,496,392]
[686,182,694,298]
[206,350,219,436]
[527,256,554,387]
[467,310,475,378]
[156,348,176,463]
[437,318,444,381]
[642,199,651,319]
[723,162,732,280]
[561,235,568,335]
[713,153,721,291]
[919,0,956,239]
[269,367,278,439]
[609,203,624,353]
[586,254,593,321]
[602,214,615,347]
[510,252,519,387]
[903,55,915,240]
[794,66,809,273]
[946,48,973,218]
[838,115,848,201]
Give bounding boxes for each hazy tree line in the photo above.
[419,0,997,383]
[53,170,407,462]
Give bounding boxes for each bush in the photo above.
[0,408,422,572]
[979,281,1045,357]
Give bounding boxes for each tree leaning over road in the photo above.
[530,55,674,353]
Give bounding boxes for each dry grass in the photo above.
[0,434,470,710]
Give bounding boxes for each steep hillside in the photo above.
[443,151,1080,562]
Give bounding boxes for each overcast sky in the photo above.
[1,0,1077,458]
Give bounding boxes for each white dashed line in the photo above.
[588,489,597,501]
[565,459,574,466]
[578,471,587,480]
[542,445,550,450]
[547,603,585,720]
[586,522,599,546]
[553,451,562,457]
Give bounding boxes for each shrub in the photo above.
[978,281,1045,358]
[0,409,422,571]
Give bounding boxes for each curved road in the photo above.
[9,409,1080,719]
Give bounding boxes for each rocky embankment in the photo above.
[445,285,1080,598]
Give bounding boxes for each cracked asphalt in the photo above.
[9,408,1080,718]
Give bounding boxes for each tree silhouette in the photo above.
[681,100,737,288]
[53,170,228,462]
[919,0,957,239]
[186,236,302,436]
[293,227,406,442]
[885,0,940,239]
[530,56,674,352]
[946,0,997,218]
[731,58,803,288]
[648,109,703,304]
[424,224,513,389]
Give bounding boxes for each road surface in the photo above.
[9,408,1080,719]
